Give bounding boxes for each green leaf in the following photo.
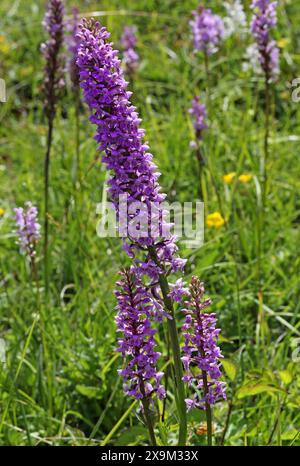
[75,385,102,399]
[279,370,293,385]
[237,383,283,399]
[115,426,148,446]
[281,429,299,441]
[222,359,238,381]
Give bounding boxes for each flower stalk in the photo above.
[189,96,208,198]
[158,273,187,445]
[66,6,81,184]
[147,246,187,445]
[250,1,279,345]
[250,0,279,208]
[41,0,65,297]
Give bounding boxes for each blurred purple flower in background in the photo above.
[66,6,80,89]
[14,203,41,257]
[121,26,139,76]
[190,5,225,55]
[41,0,65,119]
[251,0,279,79]
[121,25,138,50]
[189,96,208,145]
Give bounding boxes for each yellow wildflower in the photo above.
[280,90,289,100]
[223,172,236,184]
[206,212,225,229]
[277,38,290,49]
[239,174,252,183]
[0,208,5,217]
[0,35,10,55]
[20,66,33,78]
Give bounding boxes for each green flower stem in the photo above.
[141,395,157,446]
[204,50,211,114]
[44,117,53,299]
[159,273,187,446]
[148,247,187,446]
[31,256,53,417]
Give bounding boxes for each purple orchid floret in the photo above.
[169,279,190,303]
[115,270,166,402]
[41,0,65,119]
[251,0,279,79]
[190,6,225,55]
[66,6,80,89]
[14,202,41,257]
[189,96,208,143]
[181,277,226,411]
[76,20,186,282]
[121,26,139,75]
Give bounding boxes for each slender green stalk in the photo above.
[41,104,56,418]
[207,161,225,220]
[44,118,53,299]
[148,247,187,445]
[230,207,245,381]
[101,400,137,446]
[267,394,287,445]
[158,273,187,446]
[204,51,211,113]
[141,396,157,446]
[195,144,204,200]
[220,400,233,446]
[87,378,121,445]
[203,50,225,221]
[220,200,245,383]
[257,72,271,353]
[31,257,52,416]
[73,93,82,239]
[201,371,213,446]
[75,92,81,185]
[262,74,271,209]
[162,334,170,423]
[205,401,213,446]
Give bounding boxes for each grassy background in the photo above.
[0,0,299,445]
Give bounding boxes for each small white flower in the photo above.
[223,0,248,38]
[243,43,263,75]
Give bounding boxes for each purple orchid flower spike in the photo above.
[181,276,226,411]
[41,0,65,119]
[121,26,139,76]
[14,202,41,258]
[115,269,166,403]
[251,0,279,80]
[190,5,225,56]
